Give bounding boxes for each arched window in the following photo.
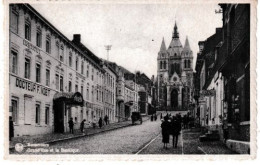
[160,61,162,69]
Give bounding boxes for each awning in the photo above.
[53,92,84,106]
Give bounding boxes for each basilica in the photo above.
[157,22,193,111]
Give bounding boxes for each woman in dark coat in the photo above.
[98,117,103,128]
[161,117,170,149]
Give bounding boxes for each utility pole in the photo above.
[104,45,112,61]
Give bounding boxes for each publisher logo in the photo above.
[15,143,24,153]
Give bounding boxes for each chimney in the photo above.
[73,34,81,43]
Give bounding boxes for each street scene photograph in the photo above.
[6,0,255,158]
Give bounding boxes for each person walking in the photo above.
[92,116,97,129]
[171,116,182,148]
[80,119,86,133]
[160,113,163,120]
[154,114,157,121]
[104,115,108,125]
[68,117,74,134]
[9,116,14,141]
[161,117,170,149]
[98,117,103,128]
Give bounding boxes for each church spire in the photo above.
[160,37,166,52]
[183,36,191,52]
[173,21,179,39]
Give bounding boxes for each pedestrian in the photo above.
[104,115,108,125]
[98,117,103,128]
[171,116,182,148]
[154,114,157,121]
[161,117,170,149]
[160,113,163,120]
[151,114,154,121]
[80,119,86,133]
[68,117,74,134]
[9,116,14,141]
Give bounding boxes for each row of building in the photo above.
[9,4,156,136]
[193,4,250,153]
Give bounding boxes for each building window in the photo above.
[46,35,51,53]
[36,63,41,83]
[24,58,30,79]
[60,76,63,91]
[86,88,89,100]
[36,28,42,47]
[35,103,41,125]
[86,65,89,78]
[76,58,78,71]
[25,19,31,41]
[55,42,59,59]
[75,84,78,92]
[11,8,18,33]
[68,81,72,92]
[81,61,84,74]
[92,69,94,81]
[45,106,49,125]
[60,45,64,62]
[11,50,18,74]
[69,52,72,67]
[11,97,18,124]
[46,69,50,86]
[81,86,83,95]
[55,74,59,90]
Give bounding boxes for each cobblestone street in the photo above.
[10,115,236,155]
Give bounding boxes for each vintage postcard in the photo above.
[3,0,257,161]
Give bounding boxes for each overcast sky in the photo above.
[31,2,222,78]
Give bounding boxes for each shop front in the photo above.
[53,92,84,133]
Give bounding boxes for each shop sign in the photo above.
[23,39,41,54]
[15,77,50,96]
[200,89,216,97]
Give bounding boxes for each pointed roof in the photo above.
[183,36,191,52]
[173,21,179,39]
[160,37,167,52]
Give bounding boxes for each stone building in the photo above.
[157,22,194,111]
[9,4,116,136]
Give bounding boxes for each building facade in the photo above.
[9,4,116,136]
[157,22,194,112]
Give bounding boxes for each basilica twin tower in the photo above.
[157,22,194,111]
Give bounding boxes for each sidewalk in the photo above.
[10,116,149,149]
[182,129,237,154]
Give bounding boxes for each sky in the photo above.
[31,2,223,78]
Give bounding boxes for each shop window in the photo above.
[24,57,31,79]
[36,27,42,47]
[46,35,51,53]
[45,106,50,125]
[11,7,19,33]
[11,50,18,74]
[36,63,41,83]
[25,19,31,41]
[60,76,63,91]
[11,97,18,124]
[35,103,41,125]
[46,69,50,86]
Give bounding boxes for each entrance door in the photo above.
[53,101,65,133]
[171,89,178,109]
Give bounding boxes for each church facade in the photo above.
[157,22,193,111]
